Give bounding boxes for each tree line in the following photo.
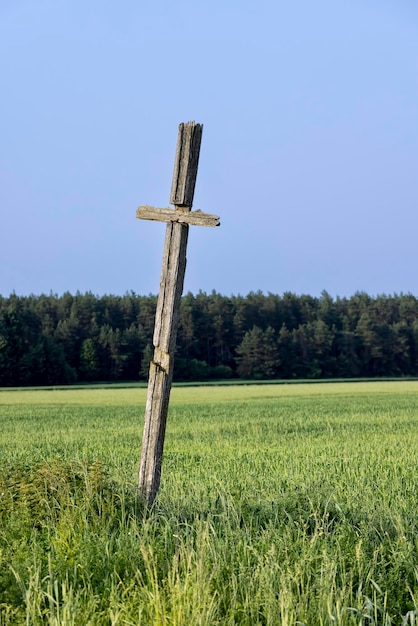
[0,290,418,386]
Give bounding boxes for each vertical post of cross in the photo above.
[137,122,204,505]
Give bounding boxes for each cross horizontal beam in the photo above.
[136,205,220,227]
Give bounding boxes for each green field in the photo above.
[1,381,418,625]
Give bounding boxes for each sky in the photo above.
[1,0,417,299]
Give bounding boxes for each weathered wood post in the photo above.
[136,122,220,505]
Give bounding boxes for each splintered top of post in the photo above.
[170,122,203,208]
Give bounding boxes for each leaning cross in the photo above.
[136,121,220,505]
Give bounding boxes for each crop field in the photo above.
[1,381,418,625]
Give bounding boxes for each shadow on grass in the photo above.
[0,459,147,612]
[1,460,416,623]
[0,458,146,530]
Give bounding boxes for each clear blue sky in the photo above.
[1,0,417,298]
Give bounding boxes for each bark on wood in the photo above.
[136,205,220,227]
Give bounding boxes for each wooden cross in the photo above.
[136,121,220,505]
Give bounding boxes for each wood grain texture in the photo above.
[169,122,203,208]
[138,122,204,505]
[136,205,220,227]
[138,121,222,505]
[138,220,189,504]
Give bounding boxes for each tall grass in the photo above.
[0,381,418,624]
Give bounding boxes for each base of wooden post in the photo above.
[138,360,173,504]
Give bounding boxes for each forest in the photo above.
[0,290,418,386]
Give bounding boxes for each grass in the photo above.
[0,381,418,624]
